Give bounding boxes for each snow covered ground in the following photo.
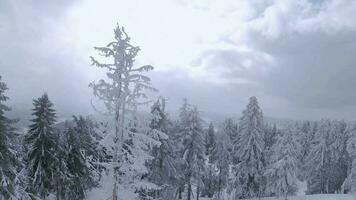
[199,194,356,200]
[85,173,356,200]
[250,194,356,200]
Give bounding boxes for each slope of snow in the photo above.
[86,168,137,200]
[296,180,307,196]
[198,194,356,200]
[255,194,356,200]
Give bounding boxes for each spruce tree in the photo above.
[66,126,91,200]
[25,93,57,199]
[148,98,179,199]
[201,122,217,198]
[305,119,332,194]
[204,122,216,160]
[233,96,265,199]
[90,23,156,200]
[329,120,348,192]
[0,76,17,199]
[214,141,229,200]
[178,101,204,200]
[265,127,299,199]
[72,115,103,186]
[264,123,279,167]
[221,118,238,163]
[342,123,356,193]
[53,127,70,200]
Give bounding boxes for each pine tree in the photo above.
[72,115,103,186]
[342,123,356,193]
[66,126,91,200]
[90,23,157,200]
[148,98,180,200]
[73,116,97,159]
[328,120,348,193]
[201,122,218,198]
[296,121,318,180]
[264,123,279,167]
[25,93,57,199]
[305,119,333,194]
[0,76,17,199]
[178,102,205,200]
[221,118,238,163]
[265,127,299,200]
[264,123,278,151]
[233,96,265,199]
[204,122,216,160]
[214,141,229,200]
[295,121,312,164]
[53,127,71,200]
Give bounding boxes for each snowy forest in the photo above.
[2,19,356,200]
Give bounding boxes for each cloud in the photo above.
[2,0,356,121]
[0,0,94,118]
[191,0,356,119]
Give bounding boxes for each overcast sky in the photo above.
[1,0,356,120]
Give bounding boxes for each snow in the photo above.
[250,194,356,200]
[198,194,356,200]
[296,180,307,196]
[86,168,136,200]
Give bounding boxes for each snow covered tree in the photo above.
[305,119,333,194]
[294,121,318,180]
[53,119,102,200]
[263,123,279,167]
[178,102,205,200]
[265,127,299,200]
[232,96,266,199]
[72,115,104,185]
[328,120,348,193]
[204,122,216,160]
[342,123,356,193]
[25,93,57,199]
[304,119,350,194]
[147,98,181,199]
[90,23,157,200]
[221,118,238,163]
[66,126,92,200]
[201,122,218,198]
[295,121,312,163]
[73,116,99,159]
[53,128,71,200]
[214,141,229,200]
[264,123,278,151]
[0,76,17,199]
[201,138,230,199]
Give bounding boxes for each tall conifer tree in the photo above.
[233,96,265,199]
[0,76,17,199]
[25,93,57,199]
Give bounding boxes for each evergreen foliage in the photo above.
[233,96,266,199]
[0,76,17,199]
[25,93,57,198]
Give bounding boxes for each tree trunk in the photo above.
[56,184,60,200]
[196,185,200,200]
[113,181,118,200]
[178,185,183,199]
[187,181,192,200]
[217,179,221,200]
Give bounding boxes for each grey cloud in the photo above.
[0,0,92,120]
[192,0,356,119]
[149,68,260,116]
[3,0,356,122]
